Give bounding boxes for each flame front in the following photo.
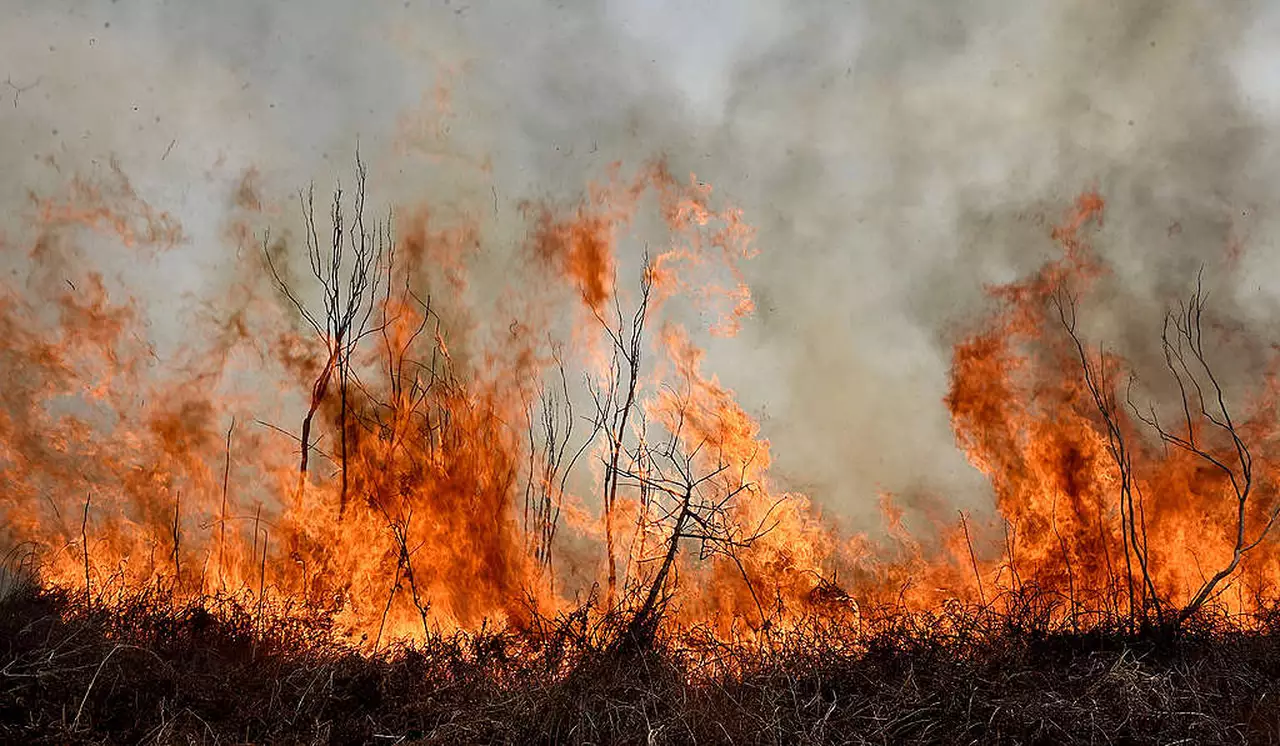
[3,157,1279,647]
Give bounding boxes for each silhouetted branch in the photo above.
[1127,276,1279,624]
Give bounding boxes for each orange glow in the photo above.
[3,159,1278,651]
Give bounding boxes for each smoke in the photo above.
[683,0,1280,531]
[3,0,1279,541]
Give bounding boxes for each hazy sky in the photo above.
[5,0,1280,533]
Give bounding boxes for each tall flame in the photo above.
[3,156,1278,649]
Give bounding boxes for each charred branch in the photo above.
[608,388,778,652]
[262,150,392,517]
[1054,289,1161,627]
[1129,277,1280,625]
[586,260,653,609]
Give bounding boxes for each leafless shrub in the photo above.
[1131,277,1280,625]
[262,152,392,516]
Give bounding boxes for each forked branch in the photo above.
[1128,277,1279,623]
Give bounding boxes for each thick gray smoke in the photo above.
[3,0,1279,537]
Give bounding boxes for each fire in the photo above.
[945,192,1280,622]
[2,152,1278,650]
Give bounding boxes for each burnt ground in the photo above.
[2,582,1280,745]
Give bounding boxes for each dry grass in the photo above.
[3,579,1280,744]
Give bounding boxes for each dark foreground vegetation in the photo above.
[4,580,1280,745]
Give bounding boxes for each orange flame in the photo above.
[4,156,1278,652]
